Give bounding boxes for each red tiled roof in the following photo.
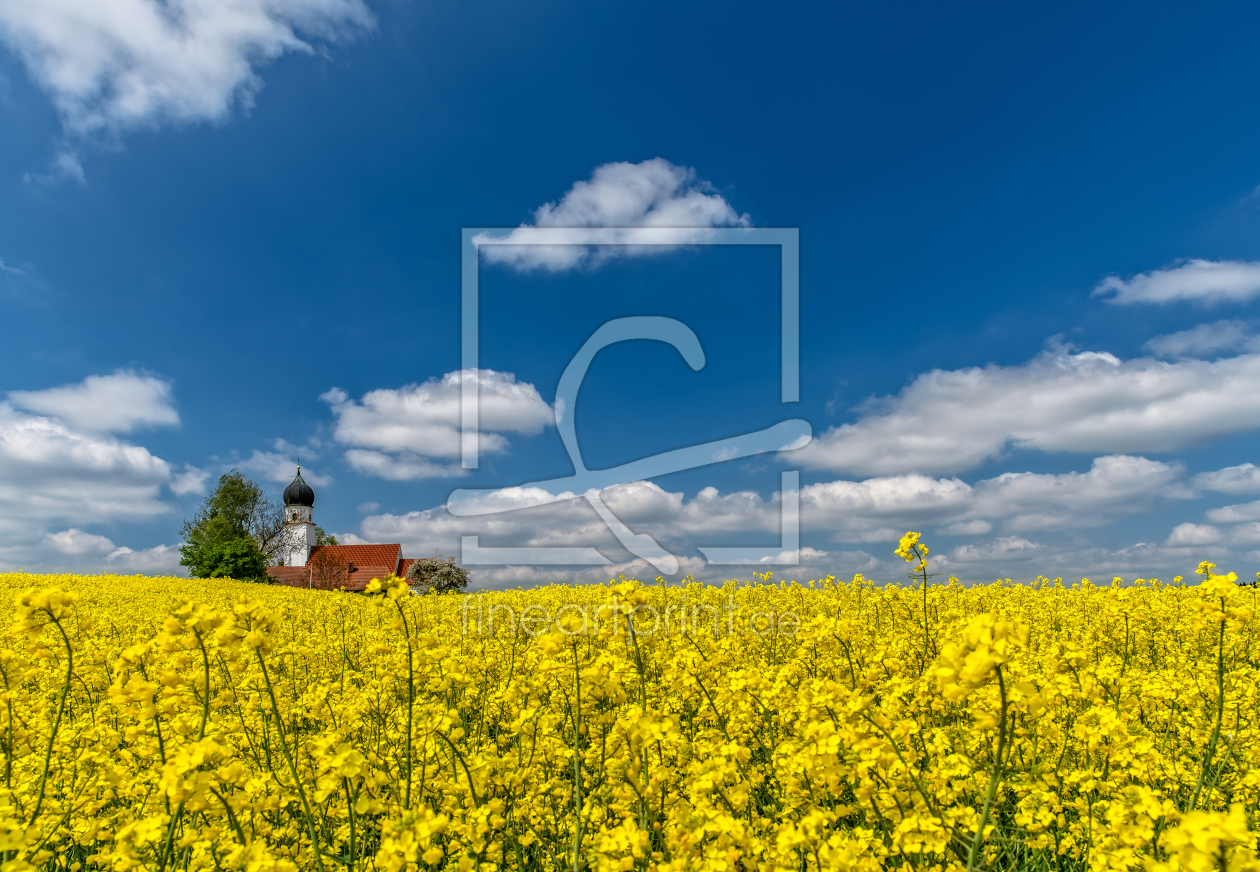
[307,544,401,573]
[398,558,416,576]
[346,565,395,592]
[267,566,312,587]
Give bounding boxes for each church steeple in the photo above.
[281,466,317,566]
[284,466,315,508]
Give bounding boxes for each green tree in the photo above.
[182,537,269,581]
[406,554,470,594]
[314,527,338,546]
[180,470,284,581]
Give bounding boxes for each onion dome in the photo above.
[283,467,315,507]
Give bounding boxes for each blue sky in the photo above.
[3,0,1260,585]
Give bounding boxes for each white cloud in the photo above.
[704,546,836,567]
[0,0,373,143]
[323,370,553,480]
[1159,473,1260,550]
[793,455,1184,539]
[39,528,184,574]
[796,346,1260,476]
[235,450,331,486]
[1093,259,1260,305]
[0,257,24,275]
[0,385,188,570]
[170,464,210,496]
[8,369,178,433]
[45,527,115,555]
[25,150,85,184]
[1143,320,1260,359]
[103,542,184,574]
[940,519,993,536]
[343,450,467,481]
[1192,463,1260,495]
[799,474,972,540]
[1167,523,1224,546]
[0,401,172,523]
[970,455,1186,532]
[355,453,1203,586]
[1227,523,1260,545]
[271,436,322,456]
[455,555,718,592]
[364,493,617,557]
[1206,500,1260,524]
[947,537,1040,564]
[362,479,1235,585]
[357,498,881,590]
[1016,541,1226,581]
[476,159,750,272]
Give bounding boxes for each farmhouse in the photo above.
[265,467,417,591]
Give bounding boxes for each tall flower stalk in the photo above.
[896,531,935,670]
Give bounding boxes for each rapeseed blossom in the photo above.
[0,542,1254,871]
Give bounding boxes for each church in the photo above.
[265,467,418,591]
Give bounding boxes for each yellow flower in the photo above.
[0,556,1252,872]
[1156,805,1256,872]
[894,531,922,562]
[934,612,1028,702]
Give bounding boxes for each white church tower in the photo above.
[281,467,317,567]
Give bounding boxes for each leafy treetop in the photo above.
[180,469,284,582]
[406,555,470,594]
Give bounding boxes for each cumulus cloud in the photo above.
[0,0,373,144]
[169,464,210,496]
[0,371,200,571]
[8,370,178,433]
[363,494,616,558]
[796,346,1260,476]
[357,493,881,590]
[475,159,750,272]
[102,542,184,574]
[1205,500,1260,524]
[40,528,183,573]
[922,537,1221,581]
[947,536,1040,564]
[0,401,172,523]
[1229,523,1260,546]
[970,455,1187,532]
[794,475,970,542]
[0,402,182,571]
[794,455,1185,540]
[354,453,1207,586]
[362,485,1224,587]
[1192,463,1260,495]
[45,527,116,556]
[1093,259,1260,305]
[1157,473,1260,551]
[1186,498,1260,550]
[457,555,718,592]
[1143,320,1260,359]
[234,450,331,486]
[1166,523,1225,546]
[940,519,993,536]
[323,370,553,480]
[343,450,467,481]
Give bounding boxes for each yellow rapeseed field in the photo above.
[0,534,1257,871]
